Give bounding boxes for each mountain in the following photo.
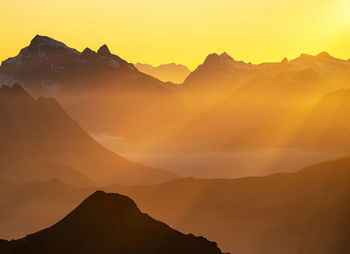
[182,52,256,92]
[135,63,191,83]
[166,51,350,155]
[0,84,177,186]
[183,51,350,96]
[0,35,172,94]
[290,88,350,151]
[1,156,349,253]
[0,191,224,254]
[0,35,184,145]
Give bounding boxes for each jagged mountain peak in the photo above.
[97,44,112,57]
[203,52,231,65]
[203,52,248,67]
[82,47,96,55]
[315,51,336,61]
[281,57,289,63]
[220,52,234,61]
[81,47,97,60]
[30,35,69,49]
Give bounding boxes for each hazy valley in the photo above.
[1,32,350,254]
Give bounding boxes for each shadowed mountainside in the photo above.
[0,191,224,254]
[0,84,177,186]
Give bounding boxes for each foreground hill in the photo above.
[0,191,223,254]
[1,156,349,253]
[0,85,177,186]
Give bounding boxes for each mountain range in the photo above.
[0,35,187,145]
[183,51,350,94]
[2,35,350,174]
[135,63,191,83]
[0,191,224,254]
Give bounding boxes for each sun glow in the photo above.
[1,0,350,69]
[339,1,350,24]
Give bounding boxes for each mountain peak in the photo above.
[29,35,68,49]
[281,57,289,63]
[316,51,333,60]
[203,52,234,65]
[1,191,224,254]
[81,47,97,60]
[220,52,233,61]
[77,190,138,214]
[97,44,111,57]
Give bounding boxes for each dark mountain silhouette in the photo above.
[135,63,191,83]
[1,156,349,253]
[0,191,224,254]
[0,84,177,186]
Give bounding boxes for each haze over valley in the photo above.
[1,0,350,252]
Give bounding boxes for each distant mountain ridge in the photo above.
[0,191,224,254]
[135,63,190,83]
[183,51,350,94]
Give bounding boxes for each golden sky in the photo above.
[1,0,350,69]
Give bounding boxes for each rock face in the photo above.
[0,191,224,254]
[0,84,177,186]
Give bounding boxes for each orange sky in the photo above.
[1,0,350,69]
